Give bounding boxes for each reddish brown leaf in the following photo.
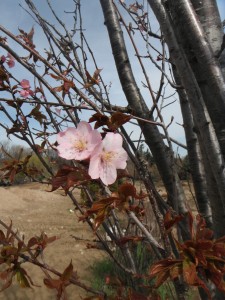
[149,259,182,278]
[207,261,224,288]
[51,165,91,194]
[84,69,102,88]
[0,66,8,81]
[109,112,131,131]
[164,210,184,232]
[213,242,225,257]
[28,104,47,125]
[52,85,63,92]
[89,113,109,129]
[182,258,211,298]
[154,270,170,288]
[0,230,5,242]
[196,240,213,251]
[0,268,14,292]
[27,237,39,249]
[187,211,195,240]
[61,261,73,282]
[44,278,61,290]
[49,73,63,81]
[117,182,147,202]
[116,235,144,246]
[85,197,118,230]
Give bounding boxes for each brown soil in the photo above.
[0,183,106,300]
[0,181,198,300]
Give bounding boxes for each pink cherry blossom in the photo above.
[5,53,15,68]
[19,79,34,98]
[20,79,30,89]
[88,132,128,185]
[56,121,102,161]
[1,55,6,63]
[19,89,33,98]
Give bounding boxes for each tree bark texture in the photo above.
[100,0,188,217]
[148,0,225,237]
[167,0,225,159]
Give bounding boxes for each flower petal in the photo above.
[100,162,117,186]
[20,79,30,89]
[103,132,123,151]
[89,155,101,179]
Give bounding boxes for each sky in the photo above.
[0,0,225,155]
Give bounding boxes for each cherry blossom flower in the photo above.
[2,53,15,68]
[56,121,102,160]
[19,79,34,98]
[20,79,30,89]
[88,132,128,185]
[7,53,15,68]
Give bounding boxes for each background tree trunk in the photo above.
[148,0,225,237]
[100,0,188,220]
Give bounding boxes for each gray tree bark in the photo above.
[148,0,225,237]
[167,0,225,159]
[99,0,188,219]
[173,68,212,227]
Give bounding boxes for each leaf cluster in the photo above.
[150,212,225,299]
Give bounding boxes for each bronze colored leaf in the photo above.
[116,235,144,246]
[89,113,109,129]
[109,112,131,131]
[28,103,47,125]
[164,210,184,232]
[51,165,91,194]
[84,69,102,88]
[61,261,73,282]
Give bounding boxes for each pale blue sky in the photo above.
[0,0,224,154]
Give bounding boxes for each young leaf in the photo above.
[84,69,102,88]
[28,103,47,125]
[108,112,131,131]
[51,165,91,194]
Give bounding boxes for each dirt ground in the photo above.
[0,183,106,300]
[0,181,198,300]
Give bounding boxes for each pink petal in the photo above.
[103,133,123,151]
[57,143,76,160]
[114,149,128,169]
[7,60,15,68]
[77,121,92,136]
[1,55,6,63]
[57,127,77,144]
[6,53,15,68]
[20,79,30,89]
[19,90,30,98]
[89,131,102,149]
[89,155,101,179]
[100,162,117,185]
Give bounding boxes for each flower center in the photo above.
[74,139,87,152]
[101,151,114,163]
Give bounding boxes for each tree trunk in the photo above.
[167,0,225,159]
[148,0,225,237]
[99,0,188,218]
[173,67,212,227]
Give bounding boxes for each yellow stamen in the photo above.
[74,139,87,152]
[101,151,115,162]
